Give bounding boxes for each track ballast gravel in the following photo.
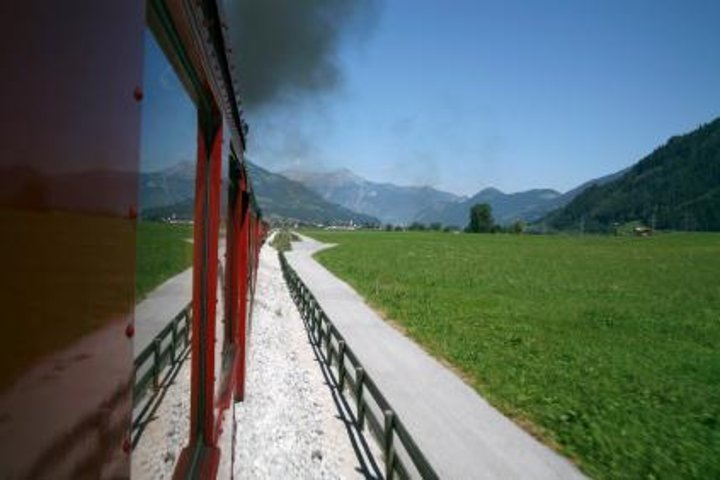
[232,244,377,479]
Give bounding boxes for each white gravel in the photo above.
[232,244,381,479]
[132,241,381,479]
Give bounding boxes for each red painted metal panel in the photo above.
[189,118,223,444]
[177,115,223,478]
[0,1,144,478]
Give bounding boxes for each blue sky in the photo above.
[139,32,196,173]
[142,0,720,195]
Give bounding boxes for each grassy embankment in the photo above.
[304,230,720,479]
[135,221,193,301]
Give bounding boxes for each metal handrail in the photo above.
[279,252,439,480]
[131,302,192,446]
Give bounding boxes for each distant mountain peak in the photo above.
[477,186,504,196]
[335,166,358,176]
[281,164,631,227]
[325,167,365,184]
[140,160,379,225]
[171,160,193,171]
[282,167,464,224]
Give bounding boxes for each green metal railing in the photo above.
[279,252,439,480]
[132,302,192,447]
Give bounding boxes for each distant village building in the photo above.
[633,226,653,237]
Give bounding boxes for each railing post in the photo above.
[338,340,346,391]
[184,309,191,347]
[324,323,332,363]
[356,367,365,430]
[171,319,178,364]
[317,311,323,341]
[153,338,162,390]
[384,410,396,480]
[309,307,316,340]
[312,309,318,339]
[317,318,323,347]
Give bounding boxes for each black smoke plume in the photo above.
[224,0,380,110]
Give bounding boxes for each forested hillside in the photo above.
[544,118,720,231]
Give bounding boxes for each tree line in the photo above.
[381,203,526,234]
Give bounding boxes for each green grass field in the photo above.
[304,230,720,479]
[135,222,193,301]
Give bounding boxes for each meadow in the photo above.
[135,221,193,301]
[305,230,720,479]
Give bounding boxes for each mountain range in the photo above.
[140,116,720,231]
[140,161,379,225]
[281,168,463,225]
[283,167,624,227]
[244,162,379,225]
[140,161,624,228]
[417,168,630,228]
[414,187,563,227]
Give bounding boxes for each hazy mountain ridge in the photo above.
[284,166,628,227]
[139,115,720,231]
[140,161,379,225]
[245,162,379,224]
[282,168,463,225]
[544,117,720,231]
[139,162,195,211]
[414,187,565,227]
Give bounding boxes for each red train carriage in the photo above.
[0,1,267,478]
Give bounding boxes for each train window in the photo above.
[132,3,261,475]
[131,28,196,477]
